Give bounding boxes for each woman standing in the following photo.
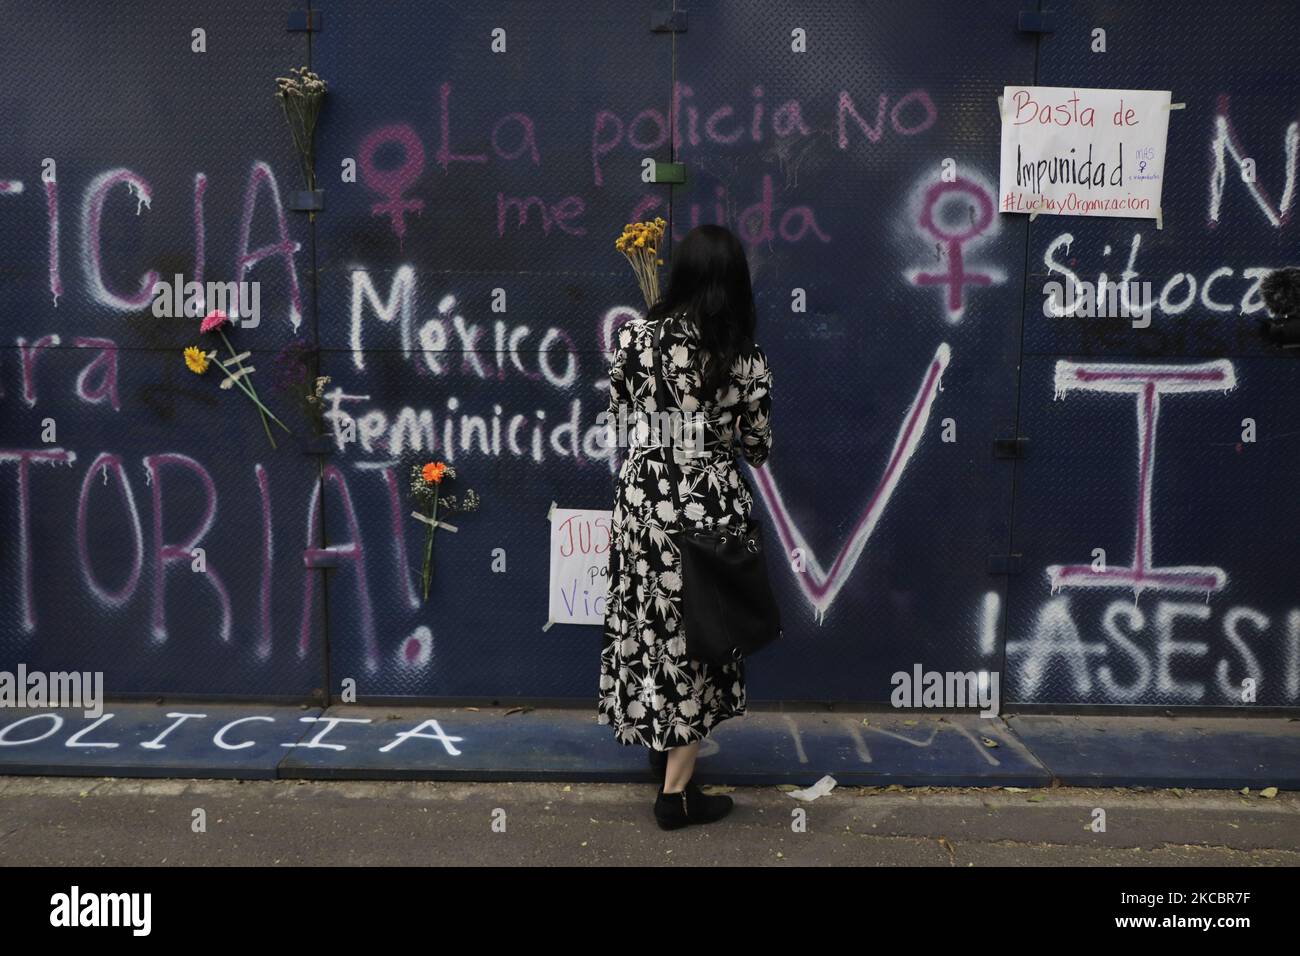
[598,224,774,830]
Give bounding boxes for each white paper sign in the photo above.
[548,507,613,626]
[999,86,1171,220]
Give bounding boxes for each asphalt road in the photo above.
[1,775,1297,866]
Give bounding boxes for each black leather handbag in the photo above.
[652,315,783,667]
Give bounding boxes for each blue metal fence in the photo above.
[1,0,1296,709]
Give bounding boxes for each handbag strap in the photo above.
[652,314,688,521]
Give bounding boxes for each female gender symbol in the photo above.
[912,179,996,318]
[358,124,426,242]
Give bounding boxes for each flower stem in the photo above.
[209,356,292,436]
[422,496,439,601]
[219,329,276,446]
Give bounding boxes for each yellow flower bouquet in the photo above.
[615,217,667,308]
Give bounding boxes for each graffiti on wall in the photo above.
[2,0,1299,708]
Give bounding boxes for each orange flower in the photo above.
[422,461,447,484]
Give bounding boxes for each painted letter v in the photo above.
[750,343,951,622]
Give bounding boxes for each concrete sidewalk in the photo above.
[0,703,1297,790]
[1,776,1297,866]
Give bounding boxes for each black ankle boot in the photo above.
[654,781,733,830]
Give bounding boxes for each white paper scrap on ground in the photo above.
[547,507,613,626]
[786,774,838,802]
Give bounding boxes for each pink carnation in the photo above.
[200,309,231,334]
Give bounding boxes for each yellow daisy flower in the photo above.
[184,346,209,374]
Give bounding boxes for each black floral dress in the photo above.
[598,310,774,750]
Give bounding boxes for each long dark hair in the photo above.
[645,224,757,399]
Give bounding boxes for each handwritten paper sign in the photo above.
[548,507,612,626]
[999,86,1171,220]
